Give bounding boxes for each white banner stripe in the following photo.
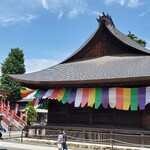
[42,89,54,98]
[23,91,37,99]
[75,88,83,107]
[146,87,150,105]
[109,88,116,108]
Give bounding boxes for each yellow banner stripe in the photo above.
[56,89,66,101]
[123,88,131,110]
[88,88,96,107]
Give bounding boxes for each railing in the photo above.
[23,125,150,148]
[2,115,14,127]
[0,107,27,130]
[13,113,27,127]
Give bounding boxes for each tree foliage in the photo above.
[1,48,26,102]
[127,31,147,47]
[25,102,38,125]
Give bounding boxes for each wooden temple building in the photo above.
[10,14,150,144]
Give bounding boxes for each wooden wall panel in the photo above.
[48,100,143,129]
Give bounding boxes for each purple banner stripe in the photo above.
[68,88,77,104]
[102,88,109,108]
[38,90,47,104]
[138,87,146,110]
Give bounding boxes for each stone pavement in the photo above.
[1,139,150,150]
[0,140,58,150]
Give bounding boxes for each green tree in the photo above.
[1,48,26,103]
[25,102,38,125]
[128,31,147,47]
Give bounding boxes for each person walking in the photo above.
[62,130,68,150]
[57,130,63,150]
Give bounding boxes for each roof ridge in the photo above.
[96,12,115,27]
[106,24,150,54]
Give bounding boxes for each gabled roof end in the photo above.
[97,12,115,27]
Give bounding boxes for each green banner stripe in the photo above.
[62,88,71,104]
[34,90,42,98]
[131,88,138,111]
[95,88,102,109]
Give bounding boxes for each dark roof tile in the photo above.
[10,56,150,82]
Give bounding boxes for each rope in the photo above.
[6,130,150,149]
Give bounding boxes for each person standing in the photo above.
[62,130,68,150]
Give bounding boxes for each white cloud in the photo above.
[139,12,147,17]
[41,0,87,19]
[0,0,88,26]
[91,11,102,16]
[25,58,58,73]
[139,9,150,17]
[0,14,36,26]
[127,0,143,8]
[58,11,64,20]
[0,58,58,76]
[68,9,79,19]
[104,0,126,6]
[104,0,143,8]
[0,1,37,26]
[41,0,49,10]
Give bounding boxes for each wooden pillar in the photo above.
[142,110,146,129]
[38,128,42,139]
[110,132,114,150]
[82,129,86,140]
[47,99,51,124]
[140,133,144,148]
[34,129,37,137]
[66,104,69,123]
[98,133,101,143]
[113,109,117,127]
[89,108,92,125]
[25,127,29,137]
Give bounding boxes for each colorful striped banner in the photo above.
[23,90,37,100]
[38,90,47,104]
[109,88,116,108]
[43,89,54,99]
[21,86,150,111]
[116,88,123,110]
[56,89,66,101]
[123,88,130,110]
[138,87,146,110]
[88,88,96,107]
[50,89,60,99]
[81,88,89,107]
[68,88,77,104]
[146,87,150,105]
[75,88,83,107]
[102,88,109,108]
[131,88,138,111]
[62,88,71,104]
[95,88,102,109]
[20,89,36,98]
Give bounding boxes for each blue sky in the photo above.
[0,0,150,75]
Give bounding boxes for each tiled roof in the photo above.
[10,56,150,83]
[62,16,150,63]
[106,24,150,54]
[9,14,150,88]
